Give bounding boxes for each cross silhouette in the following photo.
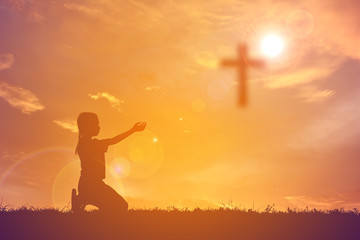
[221,44,265,107]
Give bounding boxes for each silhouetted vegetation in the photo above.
[0,205,360,239]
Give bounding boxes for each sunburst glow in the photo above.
[261,34,284,58]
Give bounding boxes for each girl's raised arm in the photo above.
[104,122,146,146]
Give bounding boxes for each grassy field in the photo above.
[1,205,360,239]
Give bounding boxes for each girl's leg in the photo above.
[97,182,128,212]
[78,178,128,213]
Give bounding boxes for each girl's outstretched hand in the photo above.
[132,122,147,132]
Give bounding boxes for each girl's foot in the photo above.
[71,189,82,213]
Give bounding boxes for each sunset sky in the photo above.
[1,0,360,211]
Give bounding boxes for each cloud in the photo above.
[0,0,27,12]
[145,85,161,91]
[53,120,78,133]
[28,11,45,23]
[0,0,45,23]
[127,0,164,21]
[0,53,45,114]
[265,67,333,89]
[285,195,334,208]
[285,194,360,209]
[63,3,102,18]
[0,81,44,114]
[62,2,132,26]
[89,92,124,112]
[288,93,360,150]
[195,51,219,69]
[0,54,14,71]
[309,0,360,60]
[296,87,335,103]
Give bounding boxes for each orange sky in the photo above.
[1,0,360,211]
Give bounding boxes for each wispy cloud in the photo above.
[285,195,333,208]
[296,87,335,103]
[53,120,78,133]
[127,0,164,20]
[63,3,102,18]
[288,93,360,150]
[284,195,359,209]
[28,11,45,23]
[89,92,124,112]
[0,81,44,114]
[145,85,161,91]
[62,2,127,26]
[0,54,14,71]
[0,0,45,23]
[0,0,27,12]
[310,0,360,60]
[195,51,218,69]
[265,67,333,89]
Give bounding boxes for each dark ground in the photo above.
[0,207,360,240]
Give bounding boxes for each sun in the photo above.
[261,34,284,58]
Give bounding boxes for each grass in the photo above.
[1,204,360,239]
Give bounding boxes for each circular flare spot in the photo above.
[286,10,315,38]
[104,166,126,196]
[207,79,230,100]
[52,160,127,209]
[109,157,131,179]
[128,130,164,178]
[52,160,80,210]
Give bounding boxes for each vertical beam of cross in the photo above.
[221,44,265,107]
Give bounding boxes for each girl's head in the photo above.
[77,112,100,137]
[75,112,100,154]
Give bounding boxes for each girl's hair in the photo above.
[75,112,98,154]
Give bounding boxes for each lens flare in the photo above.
[52,160,80,210]
[128,130,164,178]
[207,79,230,101]
[109,157,131,179]
[286,9,315,38]
[52,160,127,209]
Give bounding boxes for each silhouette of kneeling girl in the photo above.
[71,112,146,213]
